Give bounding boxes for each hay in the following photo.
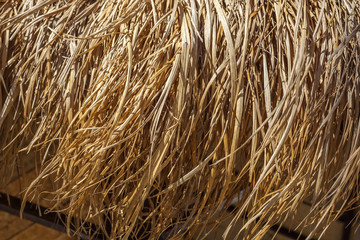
[0,0,360,239]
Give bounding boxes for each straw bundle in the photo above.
[0,0,360,239]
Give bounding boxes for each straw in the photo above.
[0,0,360,239]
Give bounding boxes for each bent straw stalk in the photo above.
[0,0,360,239]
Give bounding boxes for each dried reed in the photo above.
[1,0,360,239]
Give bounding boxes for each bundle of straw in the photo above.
[1,0,360,239]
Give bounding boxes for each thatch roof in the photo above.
[1,0,360,239]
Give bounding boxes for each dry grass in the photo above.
[0,0,360,239]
